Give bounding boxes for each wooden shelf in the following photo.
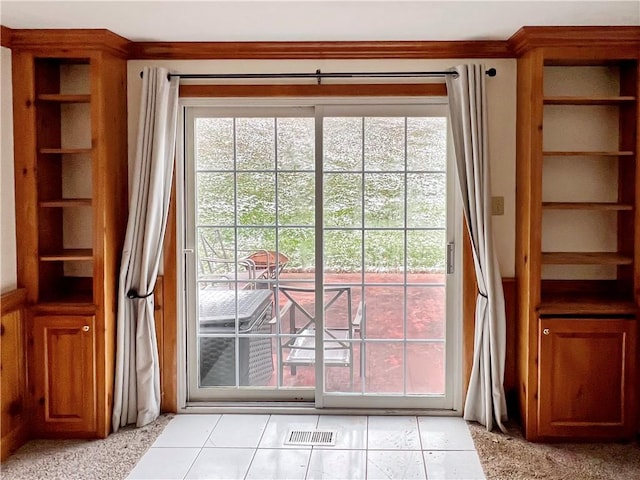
[542,252,633,265]
[39,199,92,207]
[37,94,90,103]
[39,148,92,155]
[39,249,93,262]
[543,151,634,157]
[539,299,637,316]
[542,202,633,211]
[544,96,636,105]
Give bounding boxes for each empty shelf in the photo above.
[40,249,93,261]
[542,202,633,211]
[37,94,91,103]
[543,96,636,105]
[541,252,633,265]
[39,198,92,207]
[543,151,634,157]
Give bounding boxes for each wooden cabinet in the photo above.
[513,27,640,441]
[537,318,636,439]
[11,31,129,438]
[31,315,97,436]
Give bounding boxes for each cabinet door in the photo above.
[538,318,636,439]
[32,315,96,435]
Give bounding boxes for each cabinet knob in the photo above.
[543,328,550,335]
[82,325,90,332]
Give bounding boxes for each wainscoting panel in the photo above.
[1,288,28,460]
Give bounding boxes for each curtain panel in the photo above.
[446,64,508,432]
[112,67,179,431]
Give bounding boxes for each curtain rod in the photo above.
[140,68,497,83]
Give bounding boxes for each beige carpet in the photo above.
[469,421,640,480]
[0,414,173,480]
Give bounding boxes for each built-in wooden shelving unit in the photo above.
[514,26,640,442]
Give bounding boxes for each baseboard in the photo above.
[1,423,28,461]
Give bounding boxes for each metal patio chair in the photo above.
[274,285,365,386]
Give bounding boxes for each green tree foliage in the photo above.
[195,115,447,273]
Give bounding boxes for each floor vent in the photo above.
[284,429,336,446]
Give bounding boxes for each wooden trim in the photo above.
[161,180,178,413]
[165,81,448,410]
[502,278,517,397]
[1,424,28,462]
[7,26,640,61]
[462,227,517,410]
[1,289,27,315]
[180,83,447,98]
[462,225,476,405]
[154,276,165,410]
[10,29,130,58]
[3,28,513,59]
[1,289,29,460]
[12,50,39,304]
[131,40,512,60]
[509,26,640,57]
[1,25,12,48]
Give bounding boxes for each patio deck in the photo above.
[266,272,447,394]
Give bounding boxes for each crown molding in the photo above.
[129,40,513,60]
[9,29,131,57]
[6,26,640,60]
[1,26,12,48]
[509,26,640,57]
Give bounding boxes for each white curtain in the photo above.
[112,67,179,431]
[446,64,507,432]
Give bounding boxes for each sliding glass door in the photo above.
[179,99,459,410]
[319,105,456,409]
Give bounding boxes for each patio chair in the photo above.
[199,232,257,288]
[199,231,289,289]
[274,285,365,386]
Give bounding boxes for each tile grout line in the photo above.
[304,414,321,479]
[302,413,317,480]
[364,415,370,480]
[182,414,223,480]
[416,416,430,479]
[243,413,272,480]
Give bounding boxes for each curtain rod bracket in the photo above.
[316,69,322,85]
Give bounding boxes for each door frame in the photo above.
[173,95,463,414]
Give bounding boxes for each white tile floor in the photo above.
[127,414,486,480]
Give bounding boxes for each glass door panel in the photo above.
[186,108,317,401]
[321,108,452,409]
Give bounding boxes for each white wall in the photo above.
[1,46,17,293]
[127,58,518,276]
